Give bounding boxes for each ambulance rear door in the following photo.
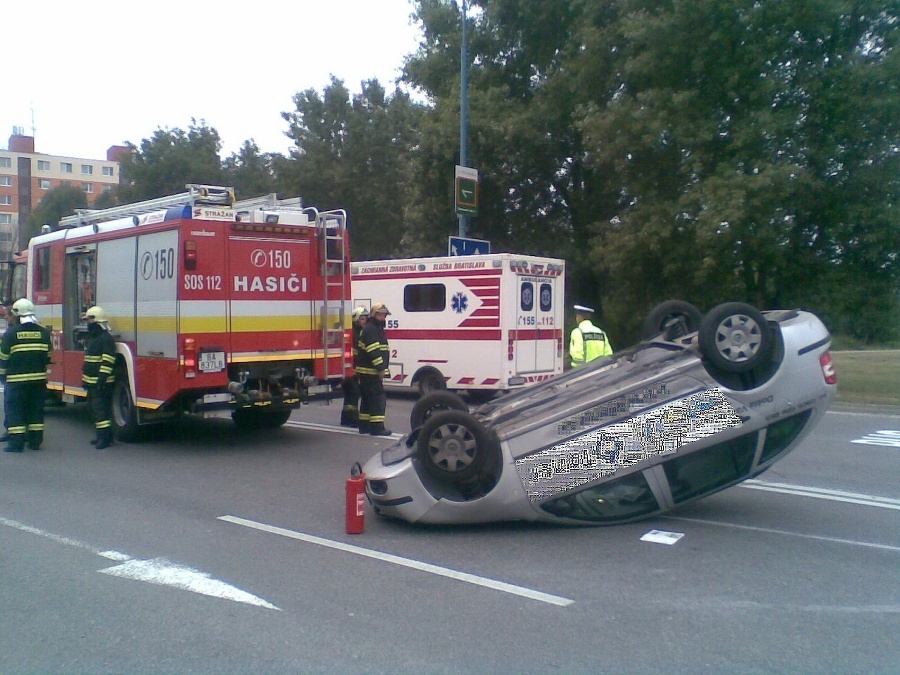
[514,273,559,375]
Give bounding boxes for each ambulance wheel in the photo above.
[642,301,702,340]
[416,410,496,483]
[416,368,446,396]
[112,374,138,442]
[699,302,773,374]
[410,390,468,430]
[232,409,292,430]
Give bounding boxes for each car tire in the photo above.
[410,390,469,430]
[416,368,447,397]
[416,410,496,483]
[642,300,703,340]
[699,302,773,373]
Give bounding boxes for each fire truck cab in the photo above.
[10,185,352,439]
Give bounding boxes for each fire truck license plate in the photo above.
[199,351,226,373]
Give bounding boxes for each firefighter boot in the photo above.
[340,406,358,428]
[357,419,371,434]
[95,429,114,450]
[369,423,393,437]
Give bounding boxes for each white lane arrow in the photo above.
[100,558,279,609]
[1,517,278,610]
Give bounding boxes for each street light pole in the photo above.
[458,0,469,238]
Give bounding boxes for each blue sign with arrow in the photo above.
[449,236,491,256]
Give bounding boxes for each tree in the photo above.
[279,77,425,260]
[23,184,87,244]
[223,141,278,200]
[117,120,226,201]
[576,0,899,342]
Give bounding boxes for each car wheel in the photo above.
[111,372,138,442]
[410,390,468,430]
[416,368,447,396]
[642,301,703,339]
[416,410,495,483]
[699,302,773,373]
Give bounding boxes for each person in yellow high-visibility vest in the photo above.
[569,304,613,367]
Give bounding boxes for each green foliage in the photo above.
[223,141,277,200]
[279,77,425,260]
[118,120,225,201]
[24,183,87,242]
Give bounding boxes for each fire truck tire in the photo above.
[415,410,497,483]
[416,368,447,397]
[410,390,468,430]
[111,375,139,442]
[232,408,292,430]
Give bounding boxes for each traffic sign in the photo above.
[455,165,478,216]
[449,236,490,256]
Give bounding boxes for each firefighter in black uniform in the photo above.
[340,306,369,427]
[81,306,117,449]
[0,299,52,452]
[356,303,392,436]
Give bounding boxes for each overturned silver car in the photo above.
[364,302,836,525]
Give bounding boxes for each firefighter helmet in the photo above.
[351,306,369,321]
[11,298,36,317]
[82,306,109,324]
[371,303,391,316]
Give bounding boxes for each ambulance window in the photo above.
[404,283,446,312]
[35,247,51,292]
[520,282,534,311]
[540,283,552,312]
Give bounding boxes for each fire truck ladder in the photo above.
[59,184,235,229]
[319,210,349,383]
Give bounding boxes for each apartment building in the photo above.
[0,131,127,256]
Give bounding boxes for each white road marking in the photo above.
[851,429,900,447]
[285,420,404,439]
[664,515,900,553]
[100,558,278,609]
[219,515,574,607]
[741,479,900,511]
[0,516,278,609]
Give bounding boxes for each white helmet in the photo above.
[351,306,369,321]
[11,298,36,317]
[82,306,109,324]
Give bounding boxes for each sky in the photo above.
[2,0,423,161]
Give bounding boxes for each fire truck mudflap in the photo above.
[18,185,352,440]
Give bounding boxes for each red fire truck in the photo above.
[5,185,352,439]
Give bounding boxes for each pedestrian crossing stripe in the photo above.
[851,430,900,448]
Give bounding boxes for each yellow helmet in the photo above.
[351,306,370,321]
[371,303,391,316]
[82,306,109,323]
[11,298,36,317]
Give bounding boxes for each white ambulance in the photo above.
[351,253,566,401]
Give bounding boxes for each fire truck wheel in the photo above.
[416,368,447,397]
[410,391,468,430]
[112,375,138,442]
[415,410,497,483]
[232,409,292,430]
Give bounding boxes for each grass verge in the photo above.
[831,350,900,407]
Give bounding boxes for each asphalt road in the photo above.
[1,394,897,674]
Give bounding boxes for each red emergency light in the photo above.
[184,240,197,270]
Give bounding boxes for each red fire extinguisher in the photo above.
[346,462,366,534]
